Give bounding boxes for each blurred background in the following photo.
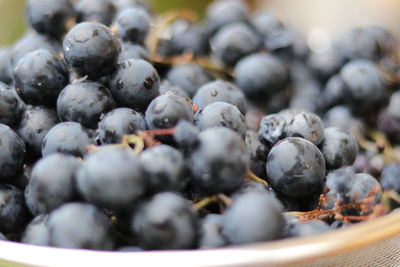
[0,0,399,45]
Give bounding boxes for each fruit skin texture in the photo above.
[25,153,81,215]
[167,64,214,97]
[17,106,59,156]
[145,93,194,130]
[113,7,151,44]
[266,137,326,198]
[132,192,199,250]
[13,49,69,106]
[0,184,29,234]
[26,0,76,39]
[97,107,147,144]
[47,203,114,250]
[10,31,61,72]
[194,101,247,139]
[76,147,146,211]
[0,124,26,181]
[140,145,187,193]
[193,80,247,115]
[234,53,289,102]
[75,0,117,26]
[57,80,116,129]
[321,127,358,170]
[42,122,94,158]
[199,214,227,249]
[340,59,387,113]
[109,59,160,112]
[0,86,24,128]
[223,192,284,245]
[189,127,249,195]
[63,22,121,79]
[381,163,400,192]
[211,22,260,66]
[21,214,50,246]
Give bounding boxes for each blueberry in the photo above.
[194,102,246,138]
[113,7,151,44]
[42,122,94,158]
[0,184,29,234]
[266,137,326,198]
[118,42,149,62]
[13,49,69,106]
[109,59,160,112]
[75,0,117,26]
[211,22,260,66]
[0,124,26,181]
[234,53,289,103]
[17,105,59,156]
[25,154,81,215]
[0,86,25,128]
[57,80,116,129]
[48,203,114,250]
[199,214,227,249]
[222,192,284,244]
[132,192,198,250]
[290,79,321,113]
[98,107,147,144]
[381,164,400,192]
[63,22,121,79]
[167,63,214,97]
[21,214,50,246]
[140,145,187,193]
[145,93,194,130]
[193,80,247,115]
[76,147,146,211]
[321,127,358,170]
[189,127,248,194]
[26,0,76,39]
[10,31,61,72]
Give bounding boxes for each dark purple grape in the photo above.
[266,137,326,198]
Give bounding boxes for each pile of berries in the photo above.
[0,0,400,251]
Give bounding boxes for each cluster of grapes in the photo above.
[0,0,399,252]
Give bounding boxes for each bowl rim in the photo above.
[1,212,399,267]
